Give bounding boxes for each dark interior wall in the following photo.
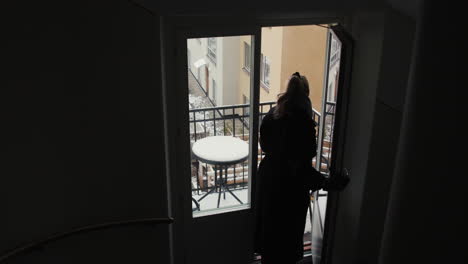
[136,0,385,15]
[355,8,416,264]
[329,5,420,263]
[3,0,426,263]
[380,1,467,263]
[2,0,170,262]
[329,11,385,264]
[386,0,420,19]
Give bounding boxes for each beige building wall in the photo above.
[281,25,328,112]
[238,26,328,113]
[259,27,283,103]
[238,28,284,104]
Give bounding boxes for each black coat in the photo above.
[254,106,322,263]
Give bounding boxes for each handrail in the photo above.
[188,102,272,112]
[0,217,174,263]
[190,102,321,116]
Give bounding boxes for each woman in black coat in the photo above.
[254,72,324,263]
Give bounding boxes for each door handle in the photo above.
[341,167,350,178]
[324,167,350,191]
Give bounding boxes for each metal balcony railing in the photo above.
[189,102,323,196]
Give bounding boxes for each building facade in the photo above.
[188,36,241,106]
[239,26,329,111]
[188,25,333,112]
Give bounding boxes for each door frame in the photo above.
[160,15,349,264]
[161,16,262,264]
[321,24,354,264]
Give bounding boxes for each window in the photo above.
[330,50,340,68]
[327,82,335,102]
[212,79,216,104]
[329,35,341,68]
[243,94,249,104]
[263,56,271,87]
[260,54,271,89]
[207,37,217,63]
[243,42,251,72]
[243,94,250,115]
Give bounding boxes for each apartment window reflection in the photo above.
[260,54,271,90]
[212,79,216,104]
[244,42,251,72]
[207,37,217,63]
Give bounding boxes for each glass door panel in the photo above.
[187,35,255,217]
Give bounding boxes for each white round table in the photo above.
[192,136,249,208]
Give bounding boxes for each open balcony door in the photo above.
[163,16,354,263]
[311,25,353,264]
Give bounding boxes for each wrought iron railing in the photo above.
[189,102,322,195]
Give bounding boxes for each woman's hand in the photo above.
[323,167,350,191]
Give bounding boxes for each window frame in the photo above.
[243,41,251,73]
[160,15,348,264]
[260,53,271,91]
[211,78,216,104]
[207,37,217,64]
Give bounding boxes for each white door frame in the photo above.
[161,16,262,264]
[160,15,346,264]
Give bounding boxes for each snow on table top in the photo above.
[192,136,249,163]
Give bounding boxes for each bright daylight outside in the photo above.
[187,25,341,260]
